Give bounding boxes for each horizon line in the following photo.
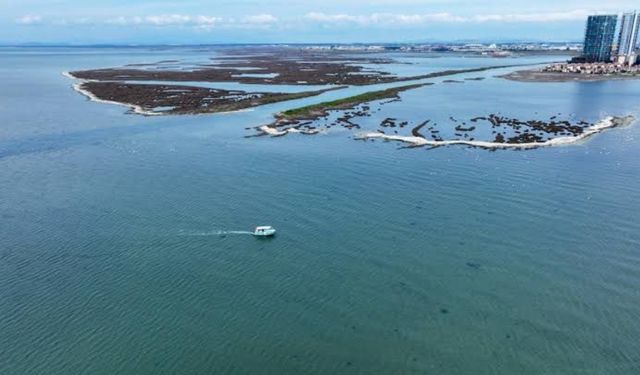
[0,41,584,47]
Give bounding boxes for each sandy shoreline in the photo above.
[64,71,262,116]
[62,71,78,80]
[64,71,161,116]
[356,116,634,149]
[257,125,321,136]
[72,82,161,116]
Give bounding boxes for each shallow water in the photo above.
[1,47,640,375]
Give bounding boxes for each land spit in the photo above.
[70,78,344,115]
[254,83,433,136]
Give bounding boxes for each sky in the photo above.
[2,0,639,44]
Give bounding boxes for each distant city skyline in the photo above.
[3,0,640,44]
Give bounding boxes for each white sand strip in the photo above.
[258,125,320,136]
[63,71,160,116]
[258,125,288,136]
[62,71,77,80]
[63,71,258,117]
[72,82,161,116]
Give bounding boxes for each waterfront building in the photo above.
[617,11,640,65]
[583,15,618,62]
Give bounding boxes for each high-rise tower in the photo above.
[617,12,639,65]
[583,15,618,62]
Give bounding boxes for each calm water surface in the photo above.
[1,47,640,374]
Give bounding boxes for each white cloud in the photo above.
[393,13,467,23]
[16,15,43,25]
[106,14,221,26]
[14,10,598,32]
[195,15,222,25]
[472,10,594,22]
[145,15,192,26]
[242,14,278,24]
[99,14,276,29]
[305,12,465,25]
[304,13,362,23]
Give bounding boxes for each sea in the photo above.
[1,46,640,374]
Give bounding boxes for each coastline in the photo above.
[271,83,431,125]
[63,71,330,116]
[500,69,640,83]
[72,82,162,116]
[64,71,161,116]
[257,125,322,136]
[355,115,635,149]
[62,71,79,80]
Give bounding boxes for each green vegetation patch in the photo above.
[281,83,427,119]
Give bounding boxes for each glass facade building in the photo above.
[617,12,640,57]
[583,15,618,62]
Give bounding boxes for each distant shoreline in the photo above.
[499,69,640,83]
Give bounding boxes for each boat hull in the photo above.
[254,228,276,237]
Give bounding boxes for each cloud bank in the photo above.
[304,10,597,25]
[16,14,279,29]
[14,9,601,31]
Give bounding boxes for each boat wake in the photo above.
[179,230,254,237]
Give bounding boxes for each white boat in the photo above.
[254,226,276,237]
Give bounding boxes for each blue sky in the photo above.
[3,0,639,44]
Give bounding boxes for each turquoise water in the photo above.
[1,47,640,374]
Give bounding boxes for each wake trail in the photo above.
[179,230,254,237]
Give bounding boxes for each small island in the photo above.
[356,116,635,150]
[248,76,635,151]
